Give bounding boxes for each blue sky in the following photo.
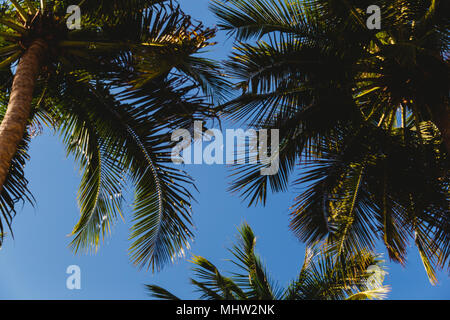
[0,0,449,300]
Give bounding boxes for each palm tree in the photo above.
[0,0,225,271]
[147,223,389,300]
[211,0,449,282]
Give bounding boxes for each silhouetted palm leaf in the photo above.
[147,222,389,300]
[0,0,226,271]
[212,0,449,282]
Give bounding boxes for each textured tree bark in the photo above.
[0,39,47,193]
[433,107,450,153]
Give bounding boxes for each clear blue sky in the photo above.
[0,0,449,300]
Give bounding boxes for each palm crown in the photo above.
[0,0,225,271]
[147,223,390,300]
[212,0,449,283]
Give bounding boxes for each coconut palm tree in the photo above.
[147,223,389,300]
[0,0,226,271]
[211,0,449,282]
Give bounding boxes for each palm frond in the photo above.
[145,284,180,300]
[215,0,449,281]
[228,222,280,299]
[190,255,246,300]
[147,223,388,300]
[211,0,312,40]
[285,246,389,300]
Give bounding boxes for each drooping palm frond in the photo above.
[48,82,126,254]
[0,0,226,271]
[290,123,449,278]
[146,284,181,300]
[39,71,202,271]
[147,222,388,300]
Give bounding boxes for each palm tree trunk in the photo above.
[0,39,47,193]
[433,108,450,153]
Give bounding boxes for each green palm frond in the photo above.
[346,288,389,300]
[211,0,314,40]
[147,223,388,300]
[0,0,225,271]
[145,284,180,300]
[190,255,247,300]
[54,94,126,253]
[214,0,449,283]
[46,75,199,271]
[228,223,281,299]
[290,123,448,270]
[285,247,389,300]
